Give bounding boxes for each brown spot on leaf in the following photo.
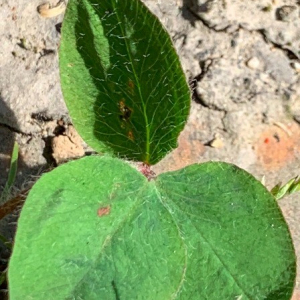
[97,206,111,217]
[128,130,134,141]
[118,99,132,122]
[128,79,134,94]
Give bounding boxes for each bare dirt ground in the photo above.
[0,0,300,298]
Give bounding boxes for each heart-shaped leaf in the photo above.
[8,156,296,299]
[59,0,190,165]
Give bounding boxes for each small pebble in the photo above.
[259,73,270,82]
[246,57,260,70]
[210,134,224,149]
[276,5,297,22]
[291,62,300,72]
[37,1,66,18]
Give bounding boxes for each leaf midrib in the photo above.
[153,183,188,300]
[111,0,151,163]
[156,180,253,300]
[68,179,190,300]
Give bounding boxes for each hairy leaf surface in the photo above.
[9,156,296,299]
[59,0,190,164]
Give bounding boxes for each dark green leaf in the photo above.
[59,0,190,164]
[8,157,296,299]
[157,163,296,299]
[8,156,186,300]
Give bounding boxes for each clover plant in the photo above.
[8,0,296,299]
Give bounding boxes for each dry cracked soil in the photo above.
[0,0,300,299]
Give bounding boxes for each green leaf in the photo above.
[59,0,190,165]
[8,157,296,299]
[271,176,300,200]
[157,164,296,299]
[8,156,186,300]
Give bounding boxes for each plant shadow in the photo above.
[0,95,48,299]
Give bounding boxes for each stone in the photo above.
[0,0,68,134]
[276,5,298,22]
[210,134,224,149]
[186,0,300,59]
[291,61,300,72]
[51,125,85,164]
[246,57,261,70]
